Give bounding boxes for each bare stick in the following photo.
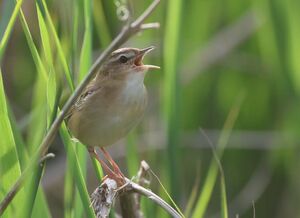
[91,163,181,218]
[0,0,161,214]
[38,153,55,165]
[119,191,139,218]
[135,160,151,208]
[0,153,55,214]
[91,178,118,218]
[118,161,151,218]
[127,178,181,218]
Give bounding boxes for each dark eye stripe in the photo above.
[111,51,135,61]
[119,55,128,63]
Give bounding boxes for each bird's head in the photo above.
[100,46,160,80]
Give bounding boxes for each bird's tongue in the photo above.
[134,54,160,69]
[134,55,143,66]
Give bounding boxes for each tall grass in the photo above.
[192,95,243,218]
[1,0,300,217]
[0,0,23,61]
[1,0,95,216]
[0,69,25,217]
[163,0,182,200]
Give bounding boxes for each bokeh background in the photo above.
[1,0,300,217]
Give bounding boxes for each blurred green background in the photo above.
[1,0,300,217]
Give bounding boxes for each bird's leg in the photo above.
[100,147,125,180]
[87,147,118,182]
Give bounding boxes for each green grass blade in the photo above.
[64,167,75,218]
[220,176,228,218]
[46,69,58,127]
[41,0,75,91]
[7,101,51,218]
[37,2,94,217]
[18,7,48,81]
[60,123,96,218]
[73,0,93,215]
[0,69,25,217]
[36,3,53,67]
[26,74,47,152]
[36,3,60,214]
[192,94,244,218]
[200,128,229,218]
[18,10,49,218]
[37,4,80,217]
[16,5,55,216]
[29,189,51,218]
[64,1,78,216]
[150,168,185,218]
[18,2,48,148]
[285,0,300,94]
[36,3,59,129]
[192,162,218,218]
[78,31,92,82]
[93,0,111,47]
[71,0,79,73]
[7,105,28,170]
[0,0,14,39]
[73,143,87,218]
[126,132,139,177]
[78,0,92,82]
[0,0,23,62]
[21,165,44,217]
[163,0,182,200]
[184,169,200,218]
[3,11,51,210]
[90,158,103,181]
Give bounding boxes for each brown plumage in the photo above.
[66,47,159,185]
[67,73,147,147]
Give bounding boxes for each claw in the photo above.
[88,147,125,186]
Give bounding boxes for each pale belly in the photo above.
[70,85,147,147]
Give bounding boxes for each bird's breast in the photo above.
[71,77,147,147]
[93,83,147,146]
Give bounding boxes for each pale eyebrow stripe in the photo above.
[111,51,136,62]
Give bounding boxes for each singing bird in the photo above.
[66,46,159,184]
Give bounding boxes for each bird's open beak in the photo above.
[134,46,160,70]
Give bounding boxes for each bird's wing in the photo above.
[65,82,99,122]
[64,72,110,122]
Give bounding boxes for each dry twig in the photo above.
[91,178,118,218]
[90,161,181,218]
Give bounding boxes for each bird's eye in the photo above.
[119,55,128,63]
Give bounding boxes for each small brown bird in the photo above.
[66,46,159,184]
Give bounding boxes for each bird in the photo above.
[66,46,159,185]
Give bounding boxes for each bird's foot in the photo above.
[100,147,125,185]
[101,169,125,186]
[88,147,126,186]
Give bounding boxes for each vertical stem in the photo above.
[119,193,139,218]
[163,0,182,200]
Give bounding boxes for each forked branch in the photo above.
[91,161,181,218]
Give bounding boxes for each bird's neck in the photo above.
[119,72,146,102]
[124,72,145,91]
[93,71,146,101]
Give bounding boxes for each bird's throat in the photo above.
[120,73,146,102]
